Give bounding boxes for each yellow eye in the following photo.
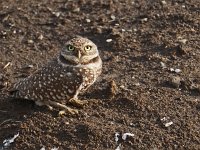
[84,45,92,51]
[67,45,74,51]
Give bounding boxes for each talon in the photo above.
[59,110,66,116]
[58,108,78,116]
[43,100,78,115]
[68,98,88,108]
[65,107,79,115]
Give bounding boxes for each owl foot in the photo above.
[58,107,78,116]
[47,100,78,115]
[68,98,88,108]
[36,100,78,115]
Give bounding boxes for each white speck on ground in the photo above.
[115,132,120,143]
[106,39,112,42]
[114,132,135,150]
[160,62,167,69]
[115,144,121,150]
[40,147,45,150]
[122,133,135,140]
[111,15,116,20]
[40,147,58,150]
[164,121,173,127]
[86,19,91,23]
[161,117,173,127]
[2,133,19,148]
[175,69,181,73]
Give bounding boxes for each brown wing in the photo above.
[11,59,83,103]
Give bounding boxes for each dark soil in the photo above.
[0,0,200,150]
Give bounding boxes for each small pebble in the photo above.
[160,62,167,69]
[94,27,103,34]
[170,68,174,72]
[115,145,121,150]
[53,12,60,17]
[141,18,148,22]
[164,121,173,127]
[161,0,167,5]
[38,34,44,40]
[133,28,137,32]
[160,117,173,127]
[28,40,34,44]
[106,39,112,42]
[2,31,7,35]
[73,7,80,12]
[178,39,187,44]
[122,133,135,140]
[134,83,140,86]
[40,147,45,150]
[65,122,70,125]
[175,69,181,73]
[170,76,181,88]
[115,132,120,142]
[111,15,116,20]
[86,19,91,23]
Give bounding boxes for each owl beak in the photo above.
[77,50,81,59]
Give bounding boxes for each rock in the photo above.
[108,80,118,99]
[160,117,173,127]
[86,19,91,23]
[110,15,116,20]
[178,39,187,44]
[93,26,103,34]
[38,34,44,40]
[53,12,61,17]
[140,18,148,23]
[111,28,123,38]
[170,76,181,88]
[28,40,34,44]
[161,1,167,5]
[175,69,181,73]
[106,39,112,42]
[73,8,80,12]
[160,62,167,69]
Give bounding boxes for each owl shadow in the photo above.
[0,96,36,120]
[81,78,111,101]
[0,94,39,147]
[81,87,109,101]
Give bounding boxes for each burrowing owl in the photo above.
[11,37,102,114]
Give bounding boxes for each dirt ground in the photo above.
[0,0,199,149]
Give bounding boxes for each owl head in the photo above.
[59,37,99,65]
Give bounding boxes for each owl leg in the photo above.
[68,98,88,108]
[43,100,78,115]
[35,100,53,110]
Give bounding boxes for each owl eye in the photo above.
[67,45,75,51]
[84,45,92,51]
